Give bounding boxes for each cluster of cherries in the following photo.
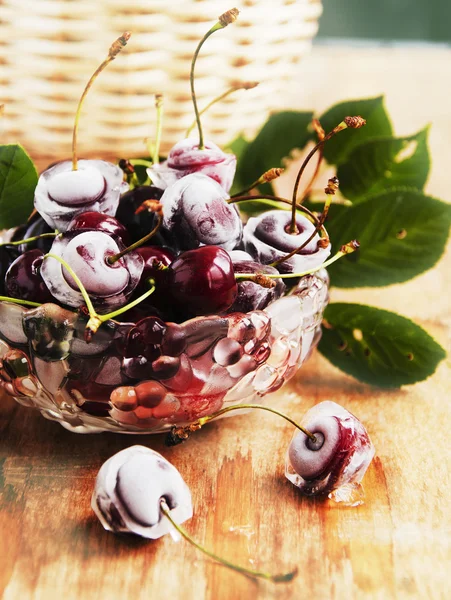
[0,10,375,585]
[0,135,338,331]
[0,12,364,345]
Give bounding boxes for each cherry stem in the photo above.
[0,296,41,308]
[290,115,366,233]
[99,279,156,322]
[289,121,348,233]
[44,253,97,319]
[160,500,297,583]
[301,146,324,204]
[199,403,316,442]
[84,281,156,341]
[269,195,332,268]
[185,82,258,138]
[236,241,359,281]
[228,194,322,227]
[231,168,284,198]
[190,10,239,150]
[107,213,163,265]
[72,32,131,171]
[152,94,164,165]
[0,232,59,248]
[299,118,325,204]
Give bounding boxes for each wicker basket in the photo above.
[0,0,322,161]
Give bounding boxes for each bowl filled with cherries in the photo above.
[0,9,447,440]
[0,18,339,435]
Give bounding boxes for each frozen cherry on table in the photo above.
[5,249,53,304]
[286,401,375,503]
[92,445,193,538]
[168,246,238,317]
[67,212,130,246]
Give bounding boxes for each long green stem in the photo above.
[72,32,130,171]
[161,501,297,583]
[0,296,42,308]
[235,241,359,281]
[100,281,155,322]
[190,9,239,150]
[107,214,163,265]
[198,403,316,441]
[190,24,222,150]
[44,253,97,318]
[0,232,58,248]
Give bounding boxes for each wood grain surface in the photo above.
[1,44,451,600]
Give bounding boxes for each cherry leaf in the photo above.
[325,188,451,287]
[317,96,392,165]
[319,303,446,387]
[337,128,430,202]
[0,144,38,229]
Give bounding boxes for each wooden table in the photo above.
[1,44,450,599]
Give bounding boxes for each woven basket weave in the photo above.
[0,0,322,161]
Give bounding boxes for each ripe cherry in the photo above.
[134,246,175,309]
[5,249,53,304]
[168,246,237,317]
[116,186,168,245]
[15,215,55,254]
[0,247,19,295]
[67,212,130,246]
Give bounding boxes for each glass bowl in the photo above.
[0,272,328,434]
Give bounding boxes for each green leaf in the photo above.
[318,303,446,387]
[338,128,430,202]
[234,111,313,195]
[325,188,451,287]
[317,96,392,165]
[226,133,249,163]
[0,144,38,229]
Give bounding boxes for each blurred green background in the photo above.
[318,0,451,42]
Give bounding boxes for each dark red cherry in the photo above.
[0,247,18,295]
[168,246,237,317]
[135,245,175,301]
[15,214,55,254]
[67,211,129,245]
[5,249,53,304]
[116,185,171,246]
